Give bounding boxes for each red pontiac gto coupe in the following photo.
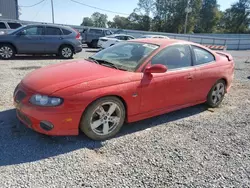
[13,39,234,140]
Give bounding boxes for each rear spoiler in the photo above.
[214,51,233,61]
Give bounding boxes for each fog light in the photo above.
[40,121,54,131]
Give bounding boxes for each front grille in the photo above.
[17,110,32,127]
[15,90,26,103]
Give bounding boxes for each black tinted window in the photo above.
[45,27,62,35]
[192,46,215,65]
[8,23,22,29]
[115,36,126,40]
[89,29,102,34]
[0,22,7,29]
[24,26,44,35]
[152,45,192,70]
[62,29,72,35]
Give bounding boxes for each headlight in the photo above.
[30,94,63,106]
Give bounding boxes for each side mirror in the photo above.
[145,64,167,74]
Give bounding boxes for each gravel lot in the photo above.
[0,49,249,188]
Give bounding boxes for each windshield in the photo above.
[90,42,159,71]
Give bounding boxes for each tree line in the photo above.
[81,0,250,33]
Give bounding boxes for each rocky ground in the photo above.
[0,49,249,188]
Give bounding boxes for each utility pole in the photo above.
[184,0,192,34]
[51,0,55,24]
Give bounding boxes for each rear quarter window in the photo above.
[62,29,72,35]
[192,46,215,65]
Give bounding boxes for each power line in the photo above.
[70,0,130,16]
[19,0,46,8]
[32,0,47,20]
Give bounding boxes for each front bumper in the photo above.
[14,101,81,136]
[13,85,82,136]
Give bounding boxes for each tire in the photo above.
[80,97,126,140]
[0,44,15,60]
[206,80,226,108]
[91,40,98,48]
[59,45,73,59]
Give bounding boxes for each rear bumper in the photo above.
[75,46,82,53]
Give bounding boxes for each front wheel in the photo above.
[206,80,226,108]
[80,97,126,140]
[59,45,73,59]
[0,44,15,60]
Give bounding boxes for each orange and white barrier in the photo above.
[203,45,227,51]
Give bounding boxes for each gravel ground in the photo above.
[0,49,249,188]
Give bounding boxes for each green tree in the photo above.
[196,0,221,33]
[221,0,250,33]
[107,15,130,29]
[152,0,202,33]
[128,11,151,30]
[81,17,94,26]
[91,12,108,28]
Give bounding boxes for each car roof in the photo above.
[108,34,133,37]
[25,24,73,30]
[142,35,168,37]
[129,38,202,47]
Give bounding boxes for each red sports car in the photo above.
[13,39,234,140]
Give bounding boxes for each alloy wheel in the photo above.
[90,102,122,136]
[211,82,225,105]
[61,47,72,58]
[0,46,13,59]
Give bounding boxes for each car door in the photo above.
[139,44,197,113]
[14,26,45,53]
[43,26,64,53]
[190,45,218,101]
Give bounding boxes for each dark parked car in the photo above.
[81,28,113,48]
[0,24,82,59]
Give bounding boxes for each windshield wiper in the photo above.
[86,57,128,71]
[85,57,100,64]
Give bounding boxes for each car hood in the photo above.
[21,60,128,94]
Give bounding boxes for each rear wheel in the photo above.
[80,97,126,140]
[59,45,73,59]
[207,80,226,108]
[0,44,15,60]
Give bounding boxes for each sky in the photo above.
[19,0,237,25]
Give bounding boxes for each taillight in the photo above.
[76,32,81,39]
[73,28,81,39]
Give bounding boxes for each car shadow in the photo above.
[0,104,207,166]
[13,55,61,60]
[85,49,100,53]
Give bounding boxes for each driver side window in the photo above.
[22,26,44,36]
[151,44,192,70]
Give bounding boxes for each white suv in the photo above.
[98,34,135,49]
[0,21,22,35]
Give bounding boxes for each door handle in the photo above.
[59,37,64,40]
[185,75,193,80]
